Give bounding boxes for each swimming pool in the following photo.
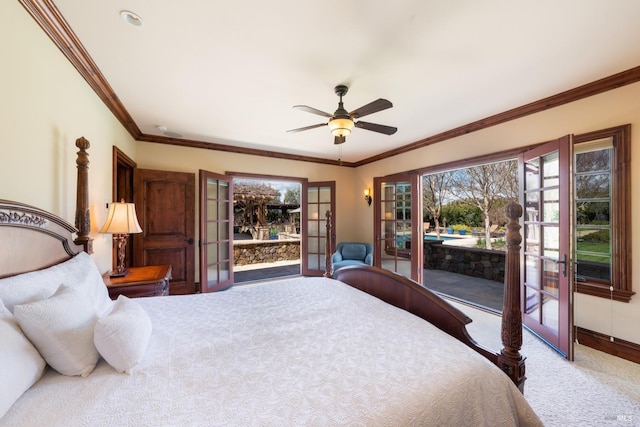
[397,234,460,247]
[424,235,458,241]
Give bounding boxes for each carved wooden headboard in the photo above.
[0,200,83,278]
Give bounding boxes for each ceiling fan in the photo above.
[287,85,397,145]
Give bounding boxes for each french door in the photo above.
[199,170,233,293]
[520,135,573,359]
[302,181,335,276]
[373,173,422,282]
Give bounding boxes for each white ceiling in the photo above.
[52,0,640,163]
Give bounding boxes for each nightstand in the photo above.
[103,265,172,299]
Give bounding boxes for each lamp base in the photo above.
[108,268,130,278]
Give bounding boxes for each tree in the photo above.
[450,160,517,249]
[283,187,300,204]
[423,172,453,239]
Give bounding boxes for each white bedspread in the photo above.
[2,277,541,426]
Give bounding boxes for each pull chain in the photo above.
[609,285,614,342]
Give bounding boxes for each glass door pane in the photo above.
[374,173,422,282]
[521,136,572,359]
[302,182,335,276]
[199,170,233,292]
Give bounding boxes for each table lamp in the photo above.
[99,199,142,277]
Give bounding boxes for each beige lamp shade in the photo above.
[328,117,354,137]
[99,201,142,234]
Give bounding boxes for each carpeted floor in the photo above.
[449,300,640,426]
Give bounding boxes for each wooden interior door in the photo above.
[134,169,195,294]
[373,173,422,283]
[199,170,233,292]
[302,181,335,276]
[520,135,573,359]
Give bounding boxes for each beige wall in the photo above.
[2,1,137,273]
[134,141,358,277]
[5,0,639,346]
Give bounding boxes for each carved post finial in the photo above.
[74,137,93,254]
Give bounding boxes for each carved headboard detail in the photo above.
[0,200,83,278]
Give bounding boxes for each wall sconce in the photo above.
[364,188,372,206]
[99,200,142,277]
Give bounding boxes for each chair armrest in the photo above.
[332,252,343,263]
[364,253,373,266]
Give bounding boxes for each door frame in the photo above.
[111,146,136,270]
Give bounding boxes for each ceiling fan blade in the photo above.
[349,98,393,119]
[355,121,397,135]
[293,105,333,118]
[334,135,346,145]
[286,123,327,133]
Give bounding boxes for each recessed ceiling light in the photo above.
[120,10,143,27]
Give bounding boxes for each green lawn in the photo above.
[576,241,610,262]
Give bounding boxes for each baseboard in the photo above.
[575,327,640,364]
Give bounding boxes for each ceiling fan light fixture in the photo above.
[328,118,354,137]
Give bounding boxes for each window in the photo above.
[573,125,633,302]
[416,124,633,303]
[574,140,612,282]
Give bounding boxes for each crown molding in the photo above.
[20,0,640,168]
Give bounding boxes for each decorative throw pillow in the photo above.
[13,284,100,377]
[0,301,46,418]
[0,252,112,317]
[0,262,66,313]
[94,295,152,374]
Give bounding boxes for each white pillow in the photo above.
[94,295,152,374]
[0,300,46,418]
[13,285,100,377]
[0,252,112,317]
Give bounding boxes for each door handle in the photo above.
[554,254,567,277]
[187,238,194,245]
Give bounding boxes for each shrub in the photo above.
[581,229,610,243]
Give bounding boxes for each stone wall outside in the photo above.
[424,241,506,282]
[234,240,300,265]
[232,238,505,282]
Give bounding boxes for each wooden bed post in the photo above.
[324,210,333,278]
[73,137,93,254]
[498,201,525,392]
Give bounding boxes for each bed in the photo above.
[0,140,541,426]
